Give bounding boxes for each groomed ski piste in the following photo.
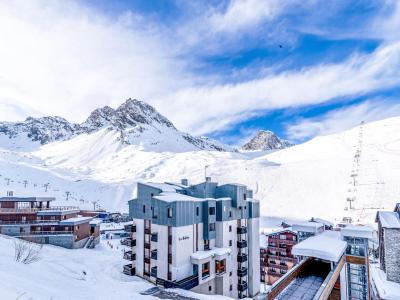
[2,116,400,225]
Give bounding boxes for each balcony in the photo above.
[123,264,135,276]
[237,267,248,277]
[237,240,247,248]
[144,257,150,264]
[120,238,136,247]
[0,206,79,214]
[156,275,199,290]
[268,237,296,245]
[124,224,136,233]
[168,254,172,264]
[237,254,248,263]
[238,281,248,292]
[151,233,158,242]
[237,226,247,234]
[151,250,158,260]
[144,228,151,235]
[144,242,150,249]
[151,267,157,278]
[269,263,288,270]
[123,251,136,261]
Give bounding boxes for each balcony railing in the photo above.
[0,220,59,225]
[237,267,248,277]
[269,263,288,270]
[238,281,248,292]
[144,228,151,235]
[268,237,296,245]
[20,230,74,236]
[123,264,135,276]
[156,275,199,290]
[237,226,247,234]
[237,254,248,263]
[0,206,79,213]
[144,242,150,249]
[120,238,136,247]
[124,224,136,233]
[237,240,247,248]
[123,251,136,261]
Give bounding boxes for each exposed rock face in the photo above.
[241,130,293,151]
[0,98,232,151]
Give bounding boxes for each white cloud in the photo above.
[158,42,400,135]
[285,100,400,141]
[210,0,284,33]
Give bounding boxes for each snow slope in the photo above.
[1,115,400,224]
[0,234,238,300]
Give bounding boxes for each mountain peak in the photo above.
[241,130,293,151]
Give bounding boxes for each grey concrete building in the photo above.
[124,178,260,299]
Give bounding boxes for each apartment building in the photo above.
[260,228,298,285]
[125,178,260,299]
[0,194,100,249]
[375,203,400,283]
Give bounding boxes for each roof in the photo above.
[292,231,346,262]
[310,217,334,227]
[140,182,181,192]
[292,221,324,233]
[376,211,400,229]
[191,247,231,261]
[153,192,201,202]
[89,218,102,225]
[341,225,375,239]
[0,196,55,202]
[59,217,93,225]
[266,227,298,236]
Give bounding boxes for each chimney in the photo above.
[181,179,188,186]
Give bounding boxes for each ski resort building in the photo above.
[375,203,400,284]
[265,225,374,300]
[0,194,100,249]
[260,228,299,285]
[292,221,325,242]
[124,179,260,299]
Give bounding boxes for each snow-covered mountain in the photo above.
[241,130,293,151]
[0,99,232,152]
[0,103,399,224]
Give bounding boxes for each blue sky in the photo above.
[1,0,400,145]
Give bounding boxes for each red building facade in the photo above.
[260,229,298,285]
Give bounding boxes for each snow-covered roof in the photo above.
[89,218,102,226]
[59,217,93,225]
[292,231,346,262]
[292,221,324,233]
[310,217,334,227]
[376,211,400,229]
[140,182,181,192]
[371,264,400,300]
[0,196,55,202]
[153,192,201,202]
[341,225,375,239]
[266,227,298,236]
[191,247,231,261]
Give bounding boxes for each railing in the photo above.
[124,224,136,233]
[144,242,150,249]
[268,237,296,245]
[19,230,74,236]
[237,267,248,277]
[123,264,135,276]
[237,226,247,234]
[120,238,136,247]
[123,251,136,261]
[267,254,297,263]
[237,254,248,263]
[144,228,151,235]
[0,206,79,213]
[237,240,247,248]
[269,263,288,270]
[156,275,199,290]
[238,281,248,292]
[0,220,59,225]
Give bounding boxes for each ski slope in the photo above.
[1,117,400,224]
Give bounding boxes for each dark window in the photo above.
[229,225,232,232]
[230,284,233,291]
[167,208,173,218]
[143,205,146,213]
[229,271,232,277]
[229,240,232,246]
[208,286,212,292]
[209,207,215,215]
[151,193,154,197]
[229,211,232,218]
[209,223,215,231]
[196,206,199,216]
[244,193,247,200]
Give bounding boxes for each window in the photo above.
[204,240,210,250]
[202,262,210,279]
[152,207,157,219]
[279,234,286,240]
[229,211,232,218]
[244,193,247,200]
[229,225,232,232]
[215,259,226,274]
[230,284,233,291]
[208,286,212,292]
[51,226,55,232]
[196,206,199,216]
[167,208,173,218]
[143,205,146,213]
[209,207,215,215]
[209,223,215,231]
[230,271,232,277]
[229,240,232,246]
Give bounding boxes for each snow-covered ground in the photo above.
[1,117,400,224]
[0,234,242,300]
[371,263,400,300]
